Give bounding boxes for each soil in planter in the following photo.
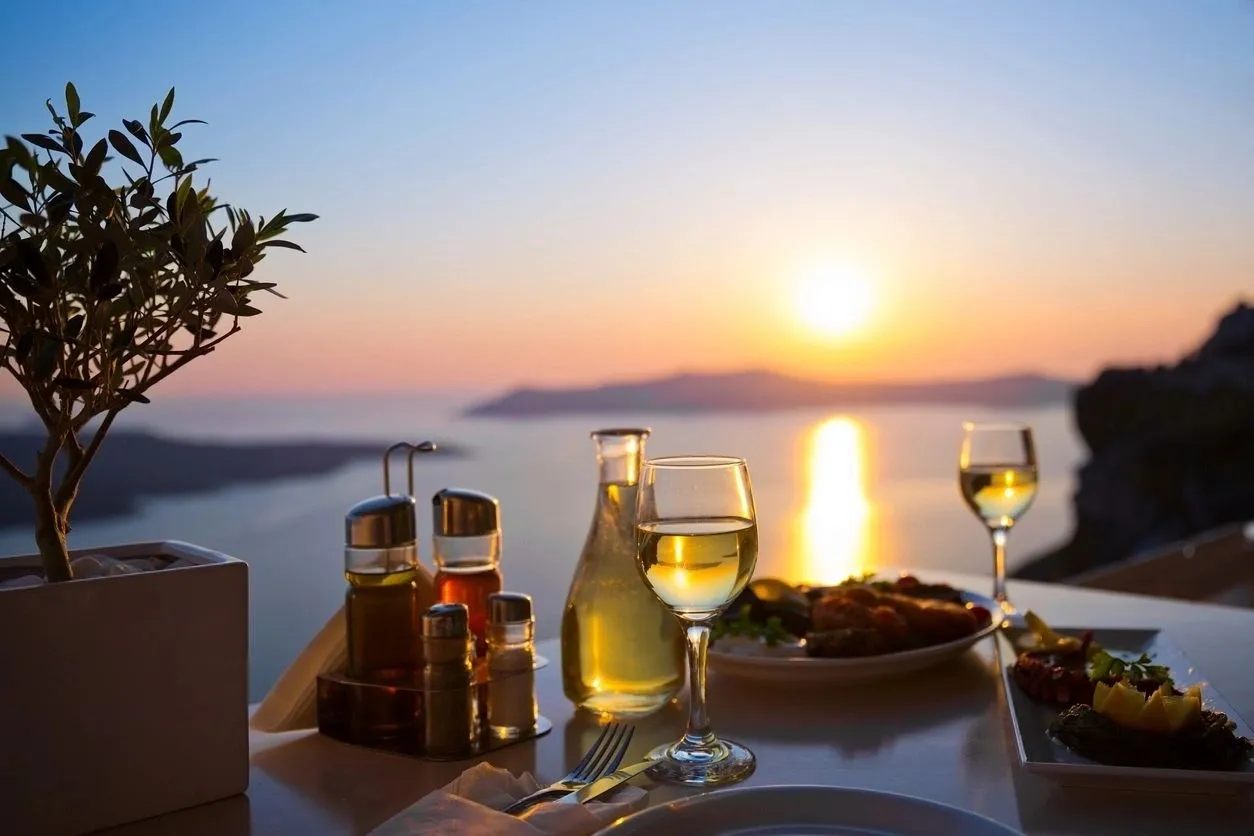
[0,554,179,588]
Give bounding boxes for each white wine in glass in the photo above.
[635,456,758,787]
[959,423,1037,613]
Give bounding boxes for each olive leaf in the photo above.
[107,130,145,166]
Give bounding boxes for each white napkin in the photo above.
[250,604,348,732]
[369,762,649,835]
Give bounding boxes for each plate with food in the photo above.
[999,612,1254,790]
[707,573,999,683]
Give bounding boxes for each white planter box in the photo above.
[0,541,249,836]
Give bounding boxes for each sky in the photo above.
[2,0,1252,396]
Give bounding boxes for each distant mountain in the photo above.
[463,370,1075,417]
[0,430,467,531]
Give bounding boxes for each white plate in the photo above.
[594,784,1022,835]
[708,589,999,684]
[998,627,1254,793]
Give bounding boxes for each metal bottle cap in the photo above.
[345,440,437,549]
[488,592,533,625]
[346,494,417,548]
[433,488,500,537]
[423,602,470,638]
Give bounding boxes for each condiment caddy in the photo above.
[316,441,551,761]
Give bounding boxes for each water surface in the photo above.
[0,397,1083,701]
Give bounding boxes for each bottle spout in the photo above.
[591,428,650,486]
[380,440,438,497]
[344,440,440,554]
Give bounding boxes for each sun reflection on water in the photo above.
[793,416,874,584]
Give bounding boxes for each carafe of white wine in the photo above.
[560,428,685,717]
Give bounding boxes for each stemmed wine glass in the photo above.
[959,423,1038,615]
[635,455,758,786]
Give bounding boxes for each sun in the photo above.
[793,264,876,339]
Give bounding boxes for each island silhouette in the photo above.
[463,370,1075,417]
[0,430,466,531]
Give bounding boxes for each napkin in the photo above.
[249,604,348,732]
[369,762,649,836]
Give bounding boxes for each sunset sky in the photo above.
[3,0,1252,396]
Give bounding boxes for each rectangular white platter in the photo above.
[998,627,1254,794]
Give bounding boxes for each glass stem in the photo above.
[991,527,1008,605]
[679,623,717,751]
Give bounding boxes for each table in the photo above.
[103,570,1254,835]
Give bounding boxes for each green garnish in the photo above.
[838,572,879,587]
[712,605,792,647]
[837,572,898,592]
[1020,610,1175,687]
[1088,648,1173,688]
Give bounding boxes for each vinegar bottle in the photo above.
[432,488,503,658]
[561,428,685,717]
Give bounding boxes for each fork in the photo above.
[501,722,635,815]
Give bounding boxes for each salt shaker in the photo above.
[486,592,537,740]
[421,603,477,757]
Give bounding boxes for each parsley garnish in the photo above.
[711,605,792,647]
[836,572,895,592]
[1088,648,1173,688]
[838,572,878,586]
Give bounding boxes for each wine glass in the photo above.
[635,455,758,786]
[958,423,1038,615]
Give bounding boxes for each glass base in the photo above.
[573,693,676,720]
[644,738,756,787]
[993,597,1028,631]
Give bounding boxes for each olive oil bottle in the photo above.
[343,443,437,688]
[560,429,685,717]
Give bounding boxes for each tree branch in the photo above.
[55,407,118,509]
[24,380,57,431]
[62,323,236,437]
[63,424,84,458]
[121,320,238,407]
[0,450,33,488]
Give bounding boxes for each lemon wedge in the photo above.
[1093,680,1110,712]
[1023,610,1082,652]
[1140,690,1170,731]
[1092,680,1202,733]
[1163,690,1202,732]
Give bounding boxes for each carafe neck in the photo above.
[593,428,650,486]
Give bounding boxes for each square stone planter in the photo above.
[0,540,249,835]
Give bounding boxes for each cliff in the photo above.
[1016,301,1254,582]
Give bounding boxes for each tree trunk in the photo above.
[33,443,73,583]
[33,489,73,582]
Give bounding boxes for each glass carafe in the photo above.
[561,428,685,717]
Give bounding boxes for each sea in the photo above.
[0,394,1084,702]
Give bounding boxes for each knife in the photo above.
[558,758,658,805]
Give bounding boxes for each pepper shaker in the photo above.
[486,592,538,740]
[421,603,477,757]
